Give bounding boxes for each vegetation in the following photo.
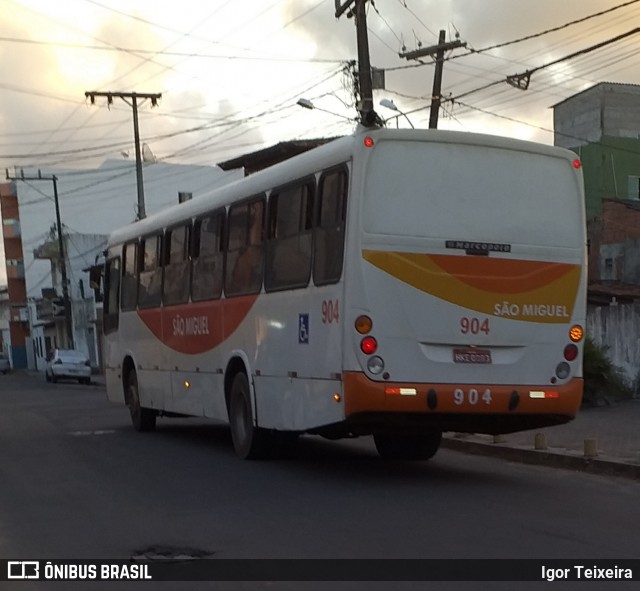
[582,336,633,405]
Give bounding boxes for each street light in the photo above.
[379,98,415,129]
[296,98,355,122]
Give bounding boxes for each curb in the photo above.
[442,437,640,480]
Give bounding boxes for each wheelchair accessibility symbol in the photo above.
[298,313,309,344]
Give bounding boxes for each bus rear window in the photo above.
[363,141,582,249]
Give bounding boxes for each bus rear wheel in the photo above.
[373,429,442,460]
[229,372,270,459]
[126,370,156,432]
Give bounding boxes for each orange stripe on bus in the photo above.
[342,371,582,418]
[362,250,582,323]
[428,254,576,294]
[138,295,258,355]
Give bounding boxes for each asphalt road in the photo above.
[1,372,639,590]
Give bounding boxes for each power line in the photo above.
[448,28,640,103]
[464,0,640,58]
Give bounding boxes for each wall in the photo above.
[587,301,640,390]
[574,139,640,219]
[0,182,29,368]
[554,83,640,149]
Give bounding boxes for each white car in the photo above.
[45,349,92,384]
[0,353,10,374]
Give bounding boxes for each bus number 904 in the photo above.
[460,317,490,335]
[321,300,340,324]
[454,388,493,406]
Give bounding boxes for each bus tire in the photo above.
[373,429,442,460]
[229,372,269,460]
[126,370,156,432]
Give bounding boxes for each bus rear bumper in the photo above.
[341,372,583,435]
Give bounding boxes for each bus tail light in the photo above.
[529,390,559,399]
[360,336,378,355]
[555,362,571,380]
[367,356,384,374]
[569,325,584,342]
[564,344,578,361]
[355,315,373,334]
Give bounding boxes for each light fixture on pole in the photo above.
[379,98,415,129]
[296,98,355,122]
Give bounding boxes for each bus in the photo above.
[102,128,587,460]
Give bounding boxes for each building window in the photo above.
[628,175,640,200]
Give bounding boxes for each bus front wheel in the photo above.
[126,370,156,432]
[374,429,442,460]
[229,372,269,459]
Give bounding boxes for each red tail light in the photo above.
[564,344,578,361]
[360,336,378,355]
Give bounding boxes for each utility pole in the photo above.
[6,169,74,349]
[400,30,466,128]
[335,1,378,127]
[85,91,161,219]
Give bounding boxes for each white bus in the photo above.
[103,128,586,460]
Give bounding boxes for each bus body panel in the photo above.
[340,130,585,431]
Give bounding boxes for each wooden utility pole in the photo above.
[400,30,466,128]
[85,91,161,219]
[6,170,73,349]
[335,1,378,127]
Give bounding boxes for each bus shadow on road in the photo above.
[143,419,514,486]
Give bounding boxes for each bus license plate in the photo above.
[453,348,492,364]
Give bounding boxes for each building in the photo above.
[0,182,29,368]
[0,159,242,371]
[555,82,640,388]
[553,82,640,219]
[0,286,9,357]
[218,138,337,176]
[28,231,108,371]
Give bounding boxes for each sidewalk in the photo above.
[442,398,640,479]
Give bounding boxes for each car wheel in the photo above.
[126,370,156,432]
[45,370,51,382]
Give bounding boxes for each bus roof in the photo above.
[107,128,577,248]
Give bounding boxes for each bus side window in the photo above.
[314,167,348,285]
[192,211,224,301]
[138,234,163,309]
[163,224,191,306]
[103,256,121,334]
[121,241,138,311]
[225,197,265,297]
[265,180,314,292]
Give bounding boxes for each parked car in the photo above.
[45,349,92,384]
[0,353,10,375]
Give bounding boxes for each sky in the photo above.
[1,0,640,286]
